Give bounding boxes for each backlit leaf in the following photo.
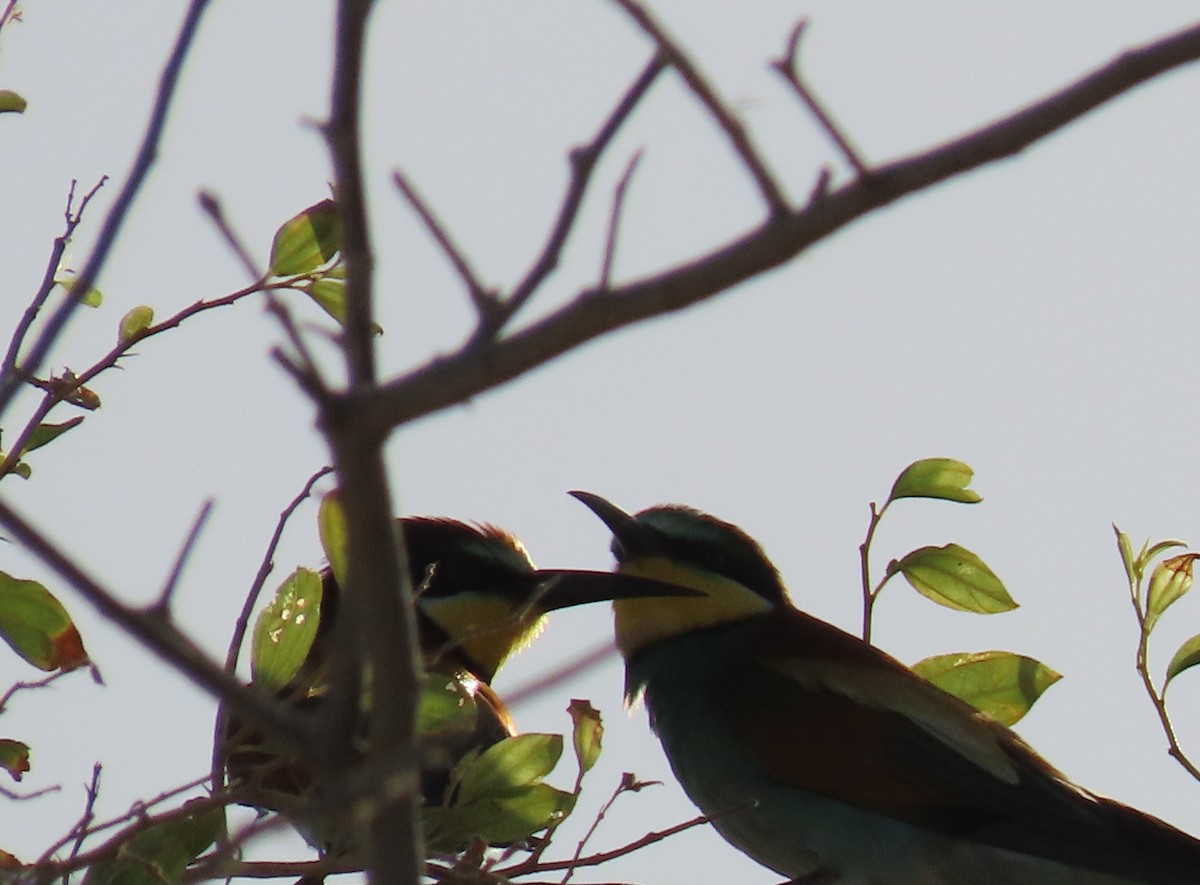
[22,417,84,455]
[0,740,30,782]
[0,574,90,671]
[887,458,981,505]
[0,90,26,114]
[567,699,603,775]
[1166,633,1200,686]
[251,568,323,692]
[317,492,348,588]
[268,199,341,276]
[455,734,563,804]
[890,544,1015,613]
[423,783,573,851]
[118,305,155,343]
[912,650,1060,726]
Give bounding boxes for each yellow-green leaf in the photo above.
[1113,525,1136,586]
[22,417,84,455]
[889,544,1015,614]
[455,734,563,804]
[54,273,103,307]
[0,90,26,114]
[1166,633,1200,686]
[911,650,1060,726]
[0,574,90,671]
[0,740,30,782]
[567,699,603,775]
[251,568,323,692]
[887,458,981,505]
[118,306,154,343]
[1144,553,1199,635]
[268,199,341,276]
[317,491,348,589]
[423,783,574,851]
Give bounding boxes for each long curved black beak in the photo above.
[568,490,662,558]
[530,569,698,612]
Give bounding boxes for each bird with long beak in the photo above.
[223,516,695,841]
[570,491,1200,884]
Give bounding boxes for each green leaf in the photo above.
[1145,553,1200,635]
[22,417,84,455]
[317,492,348,589]
[567,699,603,775]
[303,276,346,323]
[0,573,90,671]
[417,672,480,738]
[887,458,982,505]
[54,273,103,307]
[0,90,27,114]
[1113,525,1136,586]
[0,740,30,782]
[268,199,341,276]
[1166,633,1200,686]
[118,306,155,343]
[251,568,323,692]
[911,650,1060,726]
[82,802,221,885]
[455,734,563,805]
[889,544,1016,614]
[423,783,574,851]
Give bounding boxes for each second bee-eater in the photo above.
[571,491,1200,885]
[224,515,693,846]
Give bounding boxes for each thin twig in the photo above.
[0,669,69,713]
[0,0,20,33]
[611,0,788,215]
[599,150,644,288]
[198,190,265,281]
[771,20,869,177]
[559,774,646,884]
[211,464,333,797]
[392,170,498,321]
[1,176,108,380]
[0,497,308,762]
[67,764,104,867]
[497,53,667,338]
[152,499,214,615]
[0,0,214,420]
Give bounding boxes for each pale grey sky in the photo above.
[6,3,1200,882]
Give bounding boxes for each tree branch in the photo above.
[611,0,789,215]
[0,0,213,419]
[362,20,1200,435]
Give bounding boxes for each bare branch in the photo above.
[152,499,214,615]
[599,150,644,288]
[0,0,214,420]
[611,0,789,215]
[0,498,308,762]
[198,190,264,281]
[0,669,69,713]
[498,53,666,337]
[67,764,104,865]
[771,20,870,177]
[1,176,108,381]
[363,20,1200,436]
[392,170,499,322]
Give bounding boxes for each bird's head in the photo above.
[569,492,790,657]
[407,517,697,681]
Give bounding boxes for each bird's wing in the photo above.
[733,609,1120,847]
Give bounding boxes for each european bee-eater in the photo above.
[224,516,691,833]
[570,491,1200,885]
